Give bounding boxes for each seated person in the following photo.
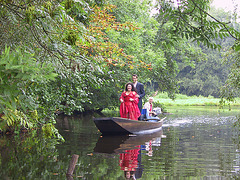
[142,97,159,120]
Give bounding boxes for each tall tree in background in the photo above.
[155,0,240,102]
[108,0,198,99]
[176,7,236,97]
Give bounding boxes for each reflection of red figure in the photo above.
[120,91,141,120]
[119,147,140,171]
[145,140,153,156]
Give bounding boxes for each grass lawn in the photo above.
[153,93,240,106]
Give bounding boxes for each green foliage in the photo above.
[1,0,204,123]
[174,7,237,98]
[177,52,230,97]
[0,0,107,134]
[220,50,240,105]
[108,0,180,99]
[0,46,58,132]
[0,0,239,137]
[156,0,240,49]
[0,46,56,83]
[28,71,94,116]
[154,1,240,100]
[1,109,34,129]
[153,101,167,113]
[154,92,240,107]
[63,30,78,45]
[42,123,64,140]
[25,5,37,24]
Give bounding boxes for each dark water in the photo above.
[0,107,240,179]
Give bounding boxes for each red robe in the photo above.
[119,91,141,120]
[119,148,140,171]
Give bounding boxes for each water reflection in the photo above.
[120,146,141,179]
[94,130,164,179]
[0,108,239,179]
[94,130,163,154]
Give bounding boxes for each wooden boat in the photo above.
[93,117,165,135]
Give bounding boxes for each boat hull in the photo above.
[94,129,164,154]
[93,117,164,135]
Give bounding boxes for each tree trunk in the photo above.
[66,154,79,179]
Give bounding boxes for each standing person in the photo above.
[120,83,141,120]
[132,74,145,113]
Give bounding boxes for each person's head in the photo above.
[149,97,154,104]
[125,83,136,92]
[132,74,138,83]
[124,171,136,180]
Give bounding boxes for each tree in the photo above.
[155,0,240,101]
[107,0,183,99]
[155,0,239,48]
[0,0,154,133]
[0,46,57,133]
[0,0,106,133]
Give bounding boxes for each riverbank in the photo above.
[154,93,240,107]
[101,93,240,115]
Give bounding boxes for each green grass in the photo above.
[153,93,240,107]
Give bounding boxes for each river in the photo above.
[0,106,239,179]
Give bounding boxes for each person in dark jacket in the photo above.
[132,74,145,113]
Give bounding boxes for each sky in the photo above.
[151,0,240,14]
[151,0,240,19]
[211,0,240,14]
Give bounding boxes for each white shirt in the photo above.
[133,81,137,88]
[143,102,152,111]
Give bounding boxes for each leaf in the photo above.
[234,44,240,52]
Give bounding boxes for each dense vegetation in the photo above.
[155,0,240,101]
[154,93,240,107]
[0,0,239,135]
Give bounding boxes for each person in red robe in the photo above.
[119,146,140,179]
[119,83,141,120]
[119,148,140,171]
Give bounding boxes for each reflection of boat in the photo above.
[93,117,165,135]
[94,130,164,179]
[93,129,163,154]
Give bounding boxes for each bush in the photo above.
[153,101,167,113]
